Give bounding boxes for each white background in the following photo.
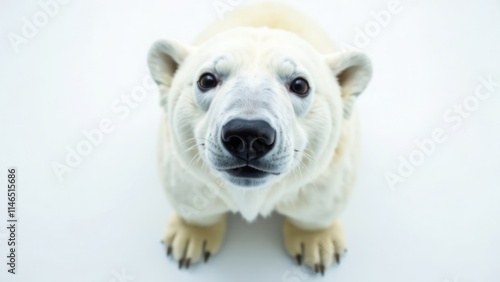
[1,0,500,281]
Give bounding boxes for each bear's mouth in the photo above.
[223,166,280,178]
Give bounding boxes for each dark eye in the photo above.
[290,78,310,96]
[198,73,218,90]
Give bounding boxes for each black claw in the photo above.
[295,254,303,265]
[320,265,325,276]
[185,258,191,269]
[204,252,211,263]
[314,264,319,273]
[335,253,340,264]
[167,246,172,256]
[178,258,184,269]
[161,240,164,245]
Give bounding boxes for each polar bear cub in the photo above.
[148,2,372,274]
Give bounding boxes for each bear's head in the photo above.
[148,27,371,189]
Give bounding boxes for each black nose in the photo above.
[221,119,276,160]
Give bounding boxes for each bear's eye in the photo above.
[290,78,310,96]
[198,73,218,90]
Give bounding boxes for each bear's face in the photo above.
[149,28,372,189]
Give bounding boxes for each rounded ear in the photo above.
[147,39,193,88]
[325,51,373,118]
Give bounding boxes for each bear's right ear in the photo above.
[147,39,193,88]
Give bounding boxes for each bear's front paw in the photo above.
[283,219,346,275]
[163,213,226,269]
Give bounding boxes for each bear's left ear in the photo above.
[147,39,193,89]
[325,51,373,119]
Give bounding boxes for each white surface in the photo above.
[1,0,500,281]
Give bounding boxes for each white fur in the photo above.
[149,2,372,270]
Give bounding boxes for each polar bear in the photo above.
[148,2,372,274]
